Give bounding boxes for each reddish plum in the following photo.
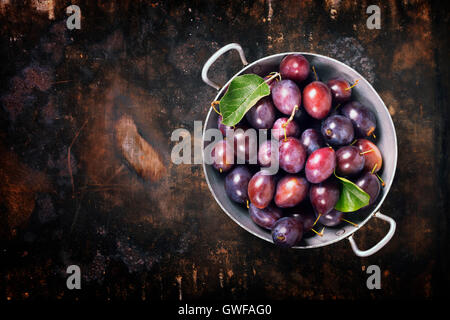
[211,140,234,173]
[272,80,301,115]
[279,54,310,83]
[248,170,276,209]
[355,139,382,173]
[305,147,336,183]
[279,137,306,174]
[271,117,300,140]
[303,81,332,119]
[274,175,309,208]
[327,78,352,104]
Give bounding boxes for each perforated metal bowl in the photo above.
[201,43,397,257]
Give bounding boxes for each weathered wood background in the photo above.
[0,0,448,300]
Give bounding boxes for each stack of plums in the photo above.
[211,54,383,248]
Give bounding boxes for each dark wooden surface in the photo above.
[0,0,448,301]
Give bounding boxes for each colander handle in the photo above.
[201,43,248,90]
[348,212,396,257]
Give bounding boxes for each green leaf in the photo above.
[334,172,370,212]
[219,74,270,126]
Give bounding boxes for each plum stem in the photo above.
[246,199,249,209]
[312,65,318,81]
[282,105,299,142]
[311,227,324,237]
[341,218,358,227]
[313,213,322,227]
[211,101,222,115]
[265,72,281,84]
[371,163,378,174]
[359,149,374,155]
[376,173,386,187]
[367,126,376,137]
[345,79,359,91]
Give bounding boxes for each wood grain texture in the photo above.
[0,0,448,301]
[114,114,166,181]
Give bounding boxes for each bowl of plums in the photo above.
[201,43,397,257]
